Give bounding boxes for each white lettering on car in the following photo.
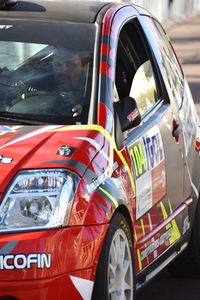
[0,253,51,270]
[140,227,172,261]
[86,172,107,194]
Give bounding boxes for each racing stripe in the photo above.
[160,201,171,231]
[103,179,125,201]
[160,200,181,245]
[52,125,135,194]
[137,249,142,271]
[101,35,116,50]
[0,125,62,149]
[94,199,112,217]
[0,125,23,137]
[4,126,39,143]
[140,219,145,236]
[42,160,95,180]
[99,75,113,110]
[75,136,110,162]
[99,186,119,208]
[0,241,18,255]
[134,227,138,242]
[168,199,181,244]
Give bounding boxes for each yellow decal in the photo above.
[99,186,119,209]
[137,249,142,271]
[134,227,138,242]
[168,199,181,244]
[53,125,135,194]
[160,200,181,245]
[140,218,145,236]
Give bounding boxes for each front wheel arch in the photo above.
[92,212,136,300]
[115,204,134,237]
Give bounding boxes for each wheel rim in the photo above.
[108,228,134,300]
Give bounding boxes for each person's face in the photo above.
[53,51,83,91]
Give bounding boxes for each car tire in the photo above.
[169,196,200,278]
[92,213,135,300]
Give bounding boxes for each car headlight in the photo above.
[0,169,79,232]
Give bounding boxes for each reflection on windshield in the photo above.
[0,41,47,70]
[0,43,93,124]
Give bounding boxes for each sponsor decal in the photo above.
[140,227,172,261]
[57,145,75,157]
[0,155,13,164]
[130,141,147,179]
[52,125,136,194]
[183,216,190,234]
[0,253,51,270]
[129,125,166,219]
[86,171,107,194]
[127,108,139,122]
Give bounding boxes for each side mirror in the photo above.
[114,97,141,132]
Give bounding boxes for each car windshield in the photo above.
[0,20,95,124]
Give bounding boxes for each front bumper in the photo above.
[0,224,109,300]
[0,269,94,300]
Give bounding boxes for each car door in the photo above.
[114,17,186,272]
[139,16,199,203]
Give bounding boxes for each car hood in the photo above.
[0,125,105,193]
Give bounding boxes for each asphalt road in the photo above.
[137,13,200,300]
[137,270,200,300]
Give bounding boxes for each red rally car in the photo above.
[0,0,199,299]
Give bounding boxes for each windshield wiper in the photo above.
[0,111,47,125]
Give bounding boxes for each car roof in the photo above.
[0,0,114,23]
[0,0,152,23]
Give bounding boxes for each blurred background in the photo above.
[124,0,200,23]
[98,0,200,25]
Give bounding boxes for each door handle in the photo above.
[172,124,182,138]
[172,119,182,143]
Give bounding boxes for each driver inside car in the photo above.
[52,47,86,117]
[4,47,90,123]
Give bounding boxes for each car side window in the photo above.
[115,20,160,117]
[153,21,184,108]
